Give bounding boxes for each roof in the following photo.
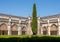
[0,13,27,19]
[0,13,60,20]
[41,14,60,19]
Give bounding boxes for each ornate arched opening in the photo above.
[0,23,8,35]
[11,24,18,35]
[50,24,57,35]
[21,26,26,35]
[42,26,47,35]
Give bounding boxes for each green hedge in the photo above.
[0,35,60,42]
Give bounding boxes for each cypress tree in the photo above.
[31,3,37,35]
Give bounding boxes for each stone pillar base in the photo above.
[8,26,11,35]
[18,27,21,35]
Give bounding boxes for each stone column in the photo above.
[47,20,50,35]
[57,18,60,36]
[8,17,11,35]
[18,19,21,35]
[27,17,33,35]
[40,26,43,35]
[25,25,27,35]
[37,17,40,35]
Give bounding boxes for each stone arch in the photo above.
[42,26,47,35]
[50,24,57,35]
[0,23,8,35]
[21,26,26,35]
[11,24,18,35]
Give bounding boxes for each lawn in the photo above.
[0,35,60,42]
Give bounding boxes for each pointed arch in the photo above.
[21,26,26,35]
[42,26,47,35]
[0,23,8,35]
[50,24,57,35]
[43,26,47,31]
[11,24,18,35]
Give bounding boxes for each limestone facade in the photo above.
[0,13,60,36]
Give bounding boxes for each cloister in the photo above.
[0,13,60,36]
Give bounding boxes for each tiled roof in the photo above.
[41,14,60,19]
[0,13,27,19]
[0,13,60,19]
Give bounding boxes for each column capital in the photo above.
[28,17,31,20]
[38,17,40,23]
[19,19,21,23]
[47,20,49,23]
[38,17,40,20]
[58,18,60,21]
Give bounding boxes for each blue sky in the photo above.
[0,0,60,17]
